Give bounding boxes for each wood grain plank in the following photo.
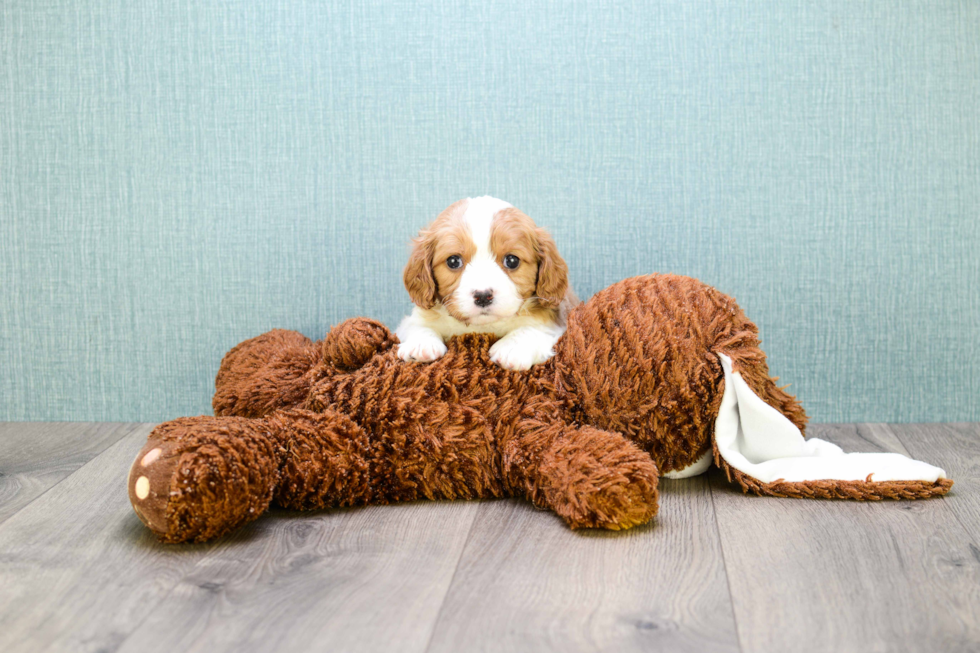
[0,422,141,524]
[114,501,480,653]
[891,423,980,542]
[4,422,976,653]
[712,423,980,653]
[0,425,221,653]
[426,478,740,653]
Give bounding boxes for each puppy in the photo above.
[397,196,578,371]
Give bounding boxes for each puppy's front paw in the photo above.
[489,338,553,371]
[397,337,448,363]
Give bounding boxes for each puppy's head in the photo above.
[403,197,568,325]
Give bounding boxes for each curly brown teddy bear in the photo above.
[127,274,952,543]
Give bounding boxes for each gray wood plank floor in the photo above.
[0,422,977,653]
[0,422,141,525]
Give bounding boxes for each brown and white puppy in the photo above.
[397,196,577,370]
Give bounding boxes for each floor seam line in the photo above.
[420,501,482,653]
[709,474,748,653]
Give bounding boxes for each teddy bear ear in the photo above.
[403,232,439,309]
[534,228,569,308]
[213,329,320,418]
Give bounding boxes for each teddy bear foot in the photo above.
[128,416,281,543]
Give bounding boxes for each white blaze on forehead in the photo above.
[461,196,512,255]
[453,196,522,322]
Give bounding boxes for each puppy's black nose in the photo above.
[473,289,494,308]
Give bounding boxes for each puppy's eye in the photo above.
[503,254,520,270]
[446,255,463,270]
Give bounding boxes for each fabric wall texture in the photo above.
[1,1,978,422]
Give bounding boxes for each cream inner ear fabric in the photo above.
[712,354,946,484]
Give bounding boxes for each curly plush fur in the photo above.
[127,274,951,543]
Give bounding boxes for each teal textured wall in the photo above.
[2,1,978,422]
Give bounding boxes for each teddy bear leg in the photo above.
[507,422,660,530]
[128,416,282,543]
[266,408,376,510]
[272,402,503,508]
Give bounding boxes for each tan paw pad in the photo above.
[135,476,150,500]
[141,447,162,466]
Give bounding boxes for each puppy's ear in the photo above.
[403,231,439,309]
[534,228,568,308]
